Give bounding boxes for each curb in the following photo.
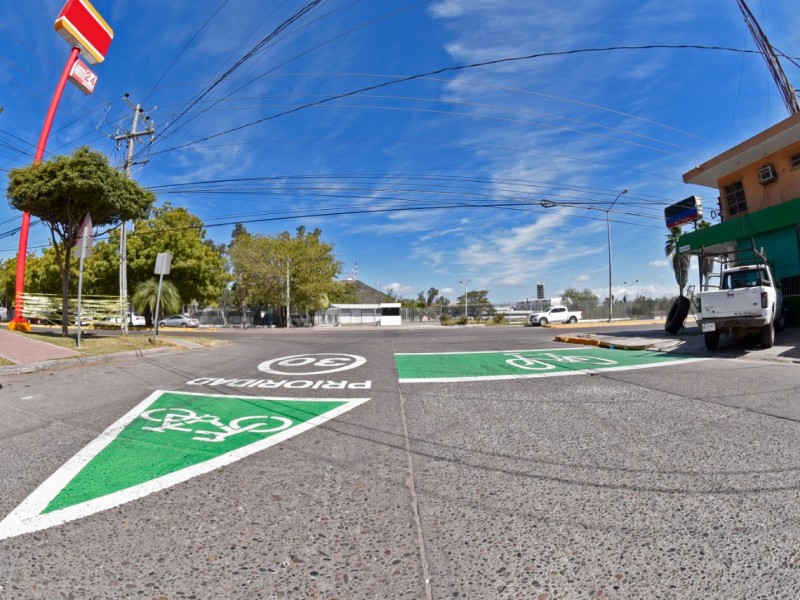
[553,335,653,351]
[0,346,174,375]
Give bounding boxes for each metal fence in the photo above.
[186,297,679,328]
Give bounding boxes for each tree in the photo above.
[328,280,359,304]
[0,256,16,309]
[6,147,154,334]
[665,226,690,294]
[124,204,230,308]
[424,287,437,306]
[561,287,599,305]
[132,279,181,326]
[696,220,715,286]
[229,226,342,327]
[457,289,492,317]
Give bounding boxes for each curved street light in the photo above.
[606,189,629,322]
[540,189,629,322]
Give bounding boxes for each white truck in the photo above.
[697,251,785,350]
[529,306,582,326]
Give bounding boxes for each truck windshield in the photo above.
[721,269,768,290]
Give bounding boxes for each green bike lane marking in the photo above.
[0,390,369,540]
[395,346,706,382]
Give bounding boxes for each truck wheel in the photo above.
[704,330,720,350]
[775,307,787,333]
[761,322,775,348]
[538,317,549,326]
[568,316,577,324]
[664,296,690,334]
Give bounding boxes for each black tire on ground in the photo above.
[761,322,775,348]
[158,321,165,327]
[664,296,691,334]
[775,307,787,333]
[568,316,577,324]
[704,330,720,350]
[538,317,548,326]
[181,323,187,327]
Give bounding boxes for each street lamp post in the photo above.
[540,188,628,322]
[606,189,628,322]
[458,279,471,319]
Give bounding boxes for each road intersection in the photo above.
[1,324,798,598]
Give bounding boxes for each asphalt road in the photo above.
[0,324,798,599]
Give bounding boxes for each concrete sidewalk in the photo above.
[0,328,81,365]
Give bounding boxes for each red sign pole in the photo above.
[9,46,81,332]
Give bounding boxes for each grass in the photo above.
[20,331,176,356]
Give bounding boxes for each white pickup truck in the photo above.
[529,306,582,326]
[697,262,785,350]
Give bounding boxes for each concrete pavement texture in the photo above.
[0,325,798,597]
[0,328,80,364]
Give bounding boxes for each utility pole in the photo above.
[736,0,800,115]
[113,94,154,333]
[286,258,291,328]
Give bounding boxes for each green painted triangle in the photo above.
[0,390,369,540]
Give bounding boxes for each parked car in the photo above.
[159,315,199,328]
[105,314,146,326]
[529,306,582,326]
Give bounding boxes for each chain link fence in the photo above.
[184,297,679,328]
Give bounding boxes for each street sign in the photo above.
[395,347,705,382]
[155,252,172,275]
[73,212,93,258]
[68,58,97,95]
[664,195,702,229]
[0,391,370,540]
[55,0,113,64]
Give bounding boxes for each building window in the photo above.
[723,181,748,216]
[790,154,800,168]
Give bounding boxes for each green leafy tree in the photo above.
[6,147,154,334]
[328,281,359,304]
[0,256,16,309]
[425,287,439,306]
[229,226,342,327]
[132,279,181,326]
[456,289,492,317]
[561,287,599,305]
[124,204,229,308]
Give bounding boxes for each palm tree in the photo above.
[695,220,715,287]
[132,279,181,326]
[665,227,690,294]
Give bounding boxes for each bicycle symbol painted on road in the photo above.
[503,352,618,371]
[139,408,293,443]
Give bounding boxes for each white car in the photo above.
[529,306,582,326]
[106,314,146,326]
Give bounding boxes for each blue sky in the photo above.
[2,0,799,304]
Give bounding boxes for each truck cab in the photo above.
[696,246,785,350]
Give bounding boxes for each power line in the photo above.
[146,43,780,157]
